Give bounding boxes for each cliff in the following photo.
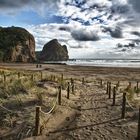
[0,26,36,62]
[39,39,69,61]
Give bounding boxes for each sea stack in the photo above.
[39,39,69,61]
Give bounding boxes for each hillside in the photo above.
[39,39,69,61]
[0,26,36,62]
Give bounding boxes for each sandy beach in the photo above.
[0,63,140,140]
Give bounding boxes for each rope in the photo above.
[125,95,135,111]
[114,122,137,127]
[39,92,59,132]
[40,93,58,115]
[0,104,15,114]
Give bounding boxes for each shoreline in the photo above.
[0,62,140,69]
[0,63,140,82]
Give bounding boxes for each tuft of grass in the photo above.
[2,114,16,128]
[30,86,46,105]
[9,79,27,95]
[60,79,67,90]
[15,95,23,106]
[134,87,140,93]
[36,93,43,105]
[0,88,9,99]
[22,78,35,90]
[124,87,134,101]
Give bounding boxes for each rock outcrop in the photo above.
[39,39,69,61]
[0,26,36,62]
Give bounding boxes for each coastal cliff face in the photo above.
[0,27,36,62]
[39,39,69,61]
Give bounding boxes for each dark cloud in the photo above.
[71,29,100,41]
[110,27,123,38]
[103,26,123,38]
[0,0,58,15]
[111,4,130,14]
[116,38,140,52]
[129,0,140,13]
[127,0,140,25]
[59,27,68,31]
[116,42,135,52]
[0,0,26,8]
[132,39,140,43]
[0,0,57,8]
[129,32,140,46]
[128,39,140,46]
[58,26,71,32]
[118,43,135,48]
[131,31,140,37]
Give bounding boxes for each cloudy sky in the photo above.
[0,0,140,59]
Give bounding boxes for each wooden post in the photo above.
[100,79,103,87]
[129,82,131,87]
[53,75,56,81]
[137,81,139,91]
[18,72,20,79]
[61,74,63,82]
[82,77,85,85]
[67,82,70,99]
[137,106,140,140]
[3,74,6,82]
[121,93,126,119]
[106,82,109,94]
[58,86,61,105]
[72,83,74,94]
[40,71,43,81]
[112,86,116,106]
[34,106,41,136]
[31,74,34,81]
[108,82,111,99]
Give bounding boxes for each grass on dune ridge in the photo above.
[0,68,62,132]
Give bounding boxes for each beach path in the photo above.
[25,80,138,140]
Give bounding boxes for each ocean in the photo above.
[45,59,140,68]
[67,59,140,68]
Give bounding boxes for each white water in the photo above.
[45,59,140,68]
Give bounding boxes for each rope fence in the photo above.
[39,94,58,134]
[33,77,77,136]
[40,93,58,115]
[103,80,140,139]
[0,69,140,139]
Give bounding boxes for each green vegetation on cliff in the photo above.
[0,26,36,62]
[39,39,69,61]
